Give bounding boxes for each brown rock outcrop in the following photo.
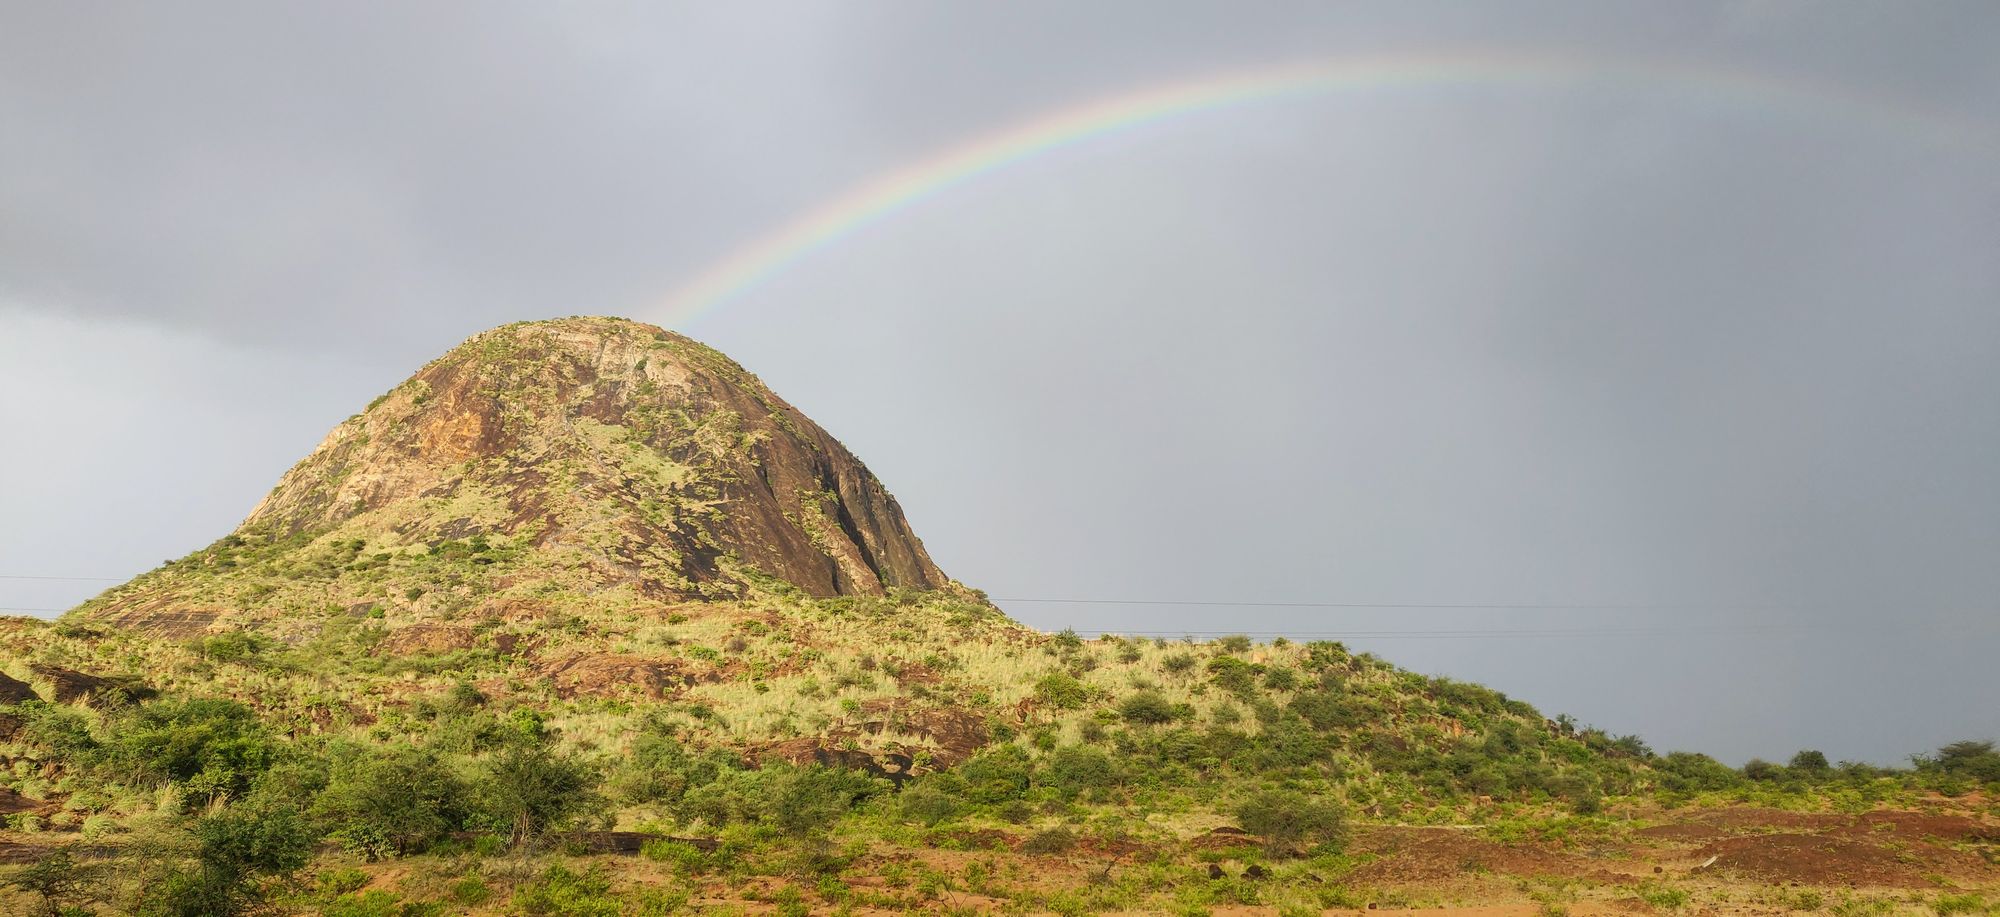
[73,317,954,633]
[0,672,37,705]
[239,317,943,597]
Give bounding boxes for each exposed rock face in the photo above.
[28,665,153,706]
[0,672,36,705]
[80,318,949,631]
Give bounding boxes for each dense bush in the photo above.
[1117,691,1179,725]
[1654,752,1742,793]
[138,804,316,917]
[106,699,277,800]
[1925,740,2000,783]
[1032,672,1092,709]
[895,781,965,826]
[311,744,472,859]
[1289,689,1361,732]
[1039,746,1118,797]
[677,763,883,835]
[474,744,605,849]
[1206,656,1260,697]
[605,730,736,806]
[1233,787,1347,856]
[1788,749,1831,776]
[954,745,1034,804]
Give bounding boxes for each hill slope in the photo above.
[75,317,945,641]
[5,317,1991,915]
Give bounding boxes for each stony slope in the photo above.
[74,317,947,638]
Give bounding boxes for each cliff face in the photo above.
[81,317,948,634]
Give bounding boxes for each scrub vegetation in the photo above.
[2,319,1992,914]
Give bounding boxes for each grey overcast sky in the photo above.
[3,2,1997,765]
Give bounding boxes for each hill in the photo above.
[1,318,1994,915]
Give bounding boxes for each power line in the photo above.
[1000,598,1665,610]
[0,574,123,582]
[991,597,1904,611]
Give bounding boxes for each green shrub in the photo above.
[190,632,267,665]
[1033,672,1092,710]
[1288,690,1359,732]
[1040,746,1117,796]
[640,839,709,871]
[1655,752,1742,793]
[311,744,471,859]
[1927,740,2000,783]
[1117,691,1179,725]
[137,804,316,917]
[1021,826,1078,855]
[447,874,491,906]
[957,745,1034,804]
[1787,749,1831,777]
[1637,882,1690,911]
[896,781,964,826]
[1742,759,1785,782]
[677,764,882,838]
[1931,893,1984,916]
[474,744,604,850]
[1234,788,1346,856]
[1206,657,1260,697]
[107,698,277,800]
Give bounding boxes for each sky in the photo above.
[3,1,1997,766]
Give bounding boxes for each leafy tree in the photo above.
[137,805,316,917]
[1117,691,1178,725]
[107,699,276,800]
[1032,672,1091,710]
[1040,745,1118,797]
[11,701,99,764]
[311,744,471,858]
[895,781,965,826]
[956,745,1034,804]
[1742,758,1785,782]
[1654,752,1742,793]
[1930,740,2000,782]
[1788,749,1831,777]
[1234,787,1347,856]
[1289,689,1360,732]
[1206,656,1260,697]
[475,744,604,850]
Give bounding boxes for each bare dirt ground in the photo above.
[1,801,1994,914]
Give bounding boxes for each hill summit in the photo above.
[80,317,947,636]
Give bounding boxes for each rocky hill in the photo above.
[5,318,1992,916]
[74,317,946,640]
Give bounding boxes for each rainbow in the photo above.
[653,50,1996,326]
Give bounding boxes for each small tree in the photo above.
[1787,749,1831,777]
[1116,691,1178,725]
[477,744,604,851]
[311,744,471,858]
[3,846,102,917]
[136,805,316,917]
[1234,788,1346,857]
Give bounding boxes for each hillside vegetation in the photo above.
[2,319,1993,915]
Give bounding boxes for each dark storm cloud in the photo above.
[3,1,1997,763]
